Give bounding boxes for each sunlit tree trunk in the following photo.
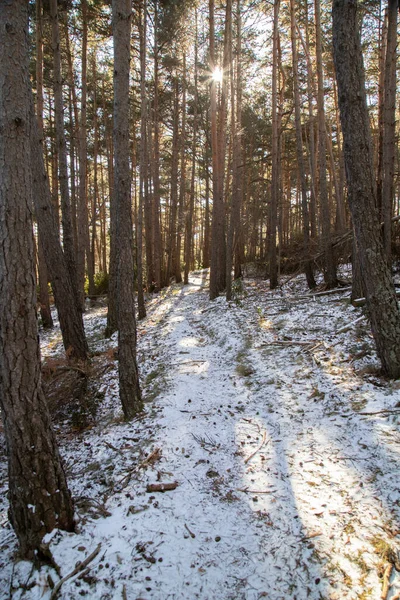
[166,77,180,285]
[175,52,187,284]
[112,0,143,417]
[209,0,229,298]
[184,18,198,286]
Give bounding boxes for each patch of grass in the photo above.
[274,318,287,331]
[309,386,325,400]
[357,587,373,600]
[344,550,370,574]
[351,398,368,411]
[145,368,162,385]
[231,278,248,305]
[236,364,255,378]
[144,363,167,402]
[344,522,355,535]
[371,536,397,564]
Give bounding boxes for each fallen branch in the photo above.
[53,365,88,378]
[306,286,352,298]
[301,532,322,541]
[278,269,301,289]
[244,430,268,464]
[236,488,274,494]
[344,408,400,417]
[49,543,101,600]
[146,482,178,493]
[184,523,196,538]
[381,563,393,600]
[266,340,316,347]
[335,316,365,334]
[104,440,124,455]
[104,447,162,499]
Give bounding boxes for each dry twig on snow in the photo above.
[49,543,101,600]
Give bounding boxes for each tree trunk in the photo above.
[137,0,147,318]
[226,0,243,300]
[166,77,180,285]
[351,232,364,302]
[112,0,143,418]
[0,0,74,558]
[203,141,211,268]
[105,72,118,334]
[152,0,162,292]
[298,3,317,239]
[144,106,154,290]
[36,0,54,328]
[209,0,228,299]
[290,0,316,290]
[77,0,94,306]
[376,4,387,216]
[209,0,218,299]
[315,0,337,287]
[333,0,400,378]
[175,52,187,285]
[50,0,80,305]
[184,17,198,286]
[382,0,397,262]
[268,0,280,290]
[91,52,99,292]
[30,99,89,361]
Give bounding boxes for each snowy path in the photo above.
[1,270,400,599]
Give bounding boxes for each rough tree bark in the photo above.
[112,0,143,417]
[0,0,74,558]
[332,0,400,378]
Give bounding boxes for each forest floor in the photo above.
[1,268,400,600]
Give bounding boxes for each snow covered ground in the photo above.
[1,268,400,599]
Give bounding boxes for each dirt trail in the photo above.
[0,270,400,600]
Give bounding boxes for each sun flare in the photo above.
[212,66,223,83]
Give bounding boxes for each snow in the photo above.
[1,268,400,599]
